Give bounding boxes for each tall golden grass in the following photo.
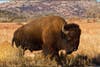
[0,18,99,66]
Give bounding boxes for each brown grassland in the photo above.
[0,18,100,67]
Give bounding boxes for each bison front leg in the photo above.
[42,43,65,66]
[54,52,67,67]
[42,44,54,57]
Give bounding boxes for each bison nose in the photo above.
[67,51,72,54]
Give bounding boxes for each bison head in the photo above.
[59,23,81,56]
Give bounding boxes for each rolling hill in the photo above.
[0,1,100,22]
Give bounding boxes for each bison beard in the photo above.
[12,15,81,66]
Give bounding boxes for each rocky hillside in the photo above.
[0,1,100,22]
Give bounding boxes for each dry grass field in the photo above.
[0,18,100,67]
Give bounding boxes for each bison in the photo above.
[12,15,81,66]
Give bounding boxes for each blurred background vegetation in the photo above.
[0,0,100,22]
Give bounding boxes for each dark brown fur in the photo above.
[12,15,81,66]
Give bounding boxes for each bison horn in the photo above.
[59,49,66,56]
[62,24,69,34]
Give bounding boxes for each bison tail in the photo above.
[12,38,15,47]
